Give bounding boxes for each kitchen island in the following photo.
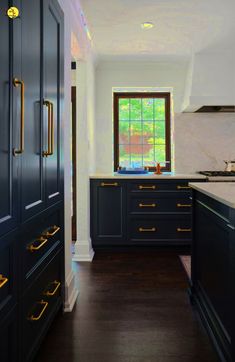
[189,182,235,362]
[90,174,206,248]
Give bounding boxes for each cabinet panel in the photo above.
[0,308,18,362]
[18,0,45,221]
[43,0,64,206]
[91,180,127,243]
[0,0,18,236]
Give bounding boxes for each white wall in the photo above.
[95,61,188,173]
[95,60,235,174]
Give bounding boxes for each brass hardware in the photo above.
[177,185,191,190]
[50,102,54,156]
[101,182,118,187]
[42,225,60,237]
[0,275,8,289]
[7,7,20,19]
[44,281,61,296]
[177,203,192,208]
[138,185,156,190]
[139,203,156,208]
[139,227,156,232]
[27,237,48,252]
[177,228,192,232]
[13,78,25,156]
[28,300,48,321]
[43,100,52,157]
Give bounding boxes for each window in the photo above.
[114,92,171,171]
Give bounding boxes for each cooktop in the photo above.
[199,171,235,176]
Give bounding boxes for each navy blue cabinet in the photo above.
[0,1,64,361]
[191,191,235,362]
[90,178,204,247]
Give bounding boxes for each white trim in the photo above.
[72,249,94,262]
[63,269,79,312]
[73,240,95,262]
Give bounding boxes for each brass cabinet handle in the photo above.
[177,185,191,190]
[139,203,156,208]
[28,300,48,321]
[177,203,192,208]
[42,225,60,237]
[27,237,48,252]
[43,100,52,157]
[177,228,192,232]
[50,101,54,156]
[13,78,25,156]
[0,274,8,289]
[138,185,156,190]
[139,227,156,232]
[101,182,118,187]
[44,281,61,296]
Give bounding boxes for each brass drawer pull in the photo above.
[139,203,156,208]
[0,274,8,289]
[177,228,192,232]
[43,225,60,237]
[139,227,156,232]
[28,300,49,321]
[177,185,191,190]
[138,185,156,190]
[177,203,192,208]
[27,237,48,252]
[44,281,61,296]
[101,182,118,187]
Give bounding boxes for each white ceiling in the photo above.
[80,0,235,61]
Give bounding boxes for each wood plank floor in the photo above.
[35,249,219,362]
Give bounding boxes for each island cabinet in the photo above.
[0,1,64,361]
[90,178,204,247]
[191,191,235,362]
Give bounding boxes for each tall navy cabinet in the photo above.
[0,1,64,361]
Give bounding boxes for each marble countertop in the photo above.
[189,182,235,209]
[90,173,207,180]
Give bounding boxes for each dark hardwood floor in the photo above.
[35,248,219,362]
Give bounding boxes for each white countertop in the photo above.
[189,182,235,208]
[90,173,206,180]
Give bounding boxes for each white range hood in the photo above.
[182,52,235,112]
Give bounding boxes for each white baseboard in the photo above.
[72,240,95,262]
[63,269,79,312]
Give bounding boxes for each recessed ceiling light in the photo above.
[141,22,154,29]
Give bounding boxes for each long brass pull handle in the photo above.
[43,100,52,157]
[101,182,118,187]
[177,228,192,232]
[0,274,8,289]
[44,281,61,296]
[28,300,49,321]
[177,186,191,190]
[43,225,60,237]
[139,203,156,208]
[27,237,48,252]
[139,185,156,190]
[50,101,54,156]
[177,203,192,208]
[13,78,25,156]
[139,227,156,232]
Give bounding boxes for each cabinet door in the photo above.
[0,0,18,236]
[43,0,64,207]
[0,308,18,362]
[91,180,127,245]
[13,0,45,221]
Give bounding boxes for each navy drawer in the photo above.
[129,180,193,193]
[20,208,63,290]
[130,192,192,214]
[0,307,18,362]
[0,232,17,318]
[130,215,192,242]
[20,249,63,362]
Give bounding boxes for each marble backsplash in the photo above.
[174,113,235,173]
